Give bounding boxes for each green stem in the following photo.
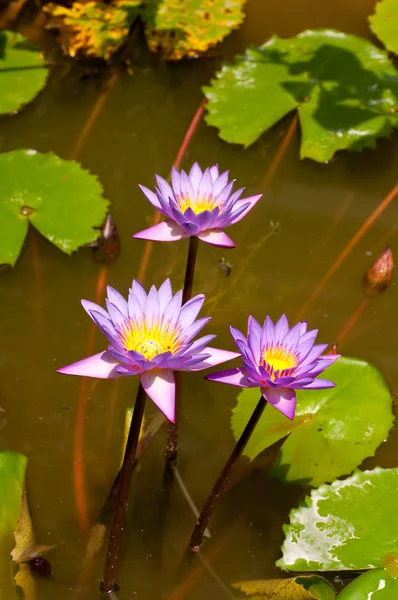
[101,383,147,593]
[165,236,199,469]
[189,396,267,551]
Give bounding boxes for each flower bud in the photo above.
[363,247,394,296]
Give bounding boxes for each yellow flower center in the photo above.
[262,346,297,376]
[177,194,218,215]
[118,319,182,361]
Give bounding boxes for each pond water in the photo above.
[1,0,398,597]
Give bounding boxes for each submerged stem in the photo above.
[101,383,147,594]
[165,236,199,469]
[189,395,267,551]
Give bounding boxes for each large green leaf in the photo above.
[337,568,398,599]
[0,150,109,266]
[204,29,398,161]
[142,0,246,60]
[231,357,393,486]
[45,0,141,60]
[278,468,398,571]
[0,452,27,598]
[233,575,335,599]
[369,0,398,55]
[0,31,48,115]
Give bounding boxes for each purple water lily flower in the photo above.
[133,162,262,248]
[57,279,239,423]
[206,315,340,420]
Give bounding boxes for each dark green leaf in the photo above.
[233,575,335,599]
[142,0,246,60]
[204,30,398,161]
[278,468,398,571]
[231,357,393,486]
[336,569,398,599]
[0,31,48,115]
[0,150,109,266]
[369,0,398,55]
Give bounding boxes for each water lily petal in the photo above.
[138,184,161,209]
[140,369,175,422]
[262,387,296,420]
[229,194,262,224]
[206,367,250,386]
[57,351,121,378]
[190,347,240,371]
[197,230,235,248]
[178,294,205,329]
[133,220,187,242]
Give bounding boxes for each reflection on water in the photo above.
[0,0,397,597]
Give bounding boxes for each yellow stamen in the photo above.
[177,193,218,215]
[262,346,297,375]
[118,319,181,361]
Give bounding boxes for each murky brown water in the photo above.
[0,0,397,597]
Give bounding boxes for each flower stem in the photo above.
[189,395,267,552]
[101,383,147,593]
[165,236,199,469]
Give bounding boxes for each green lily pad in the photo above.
[0,451,27,598]
[142,0,246,60]
[204,29,398,162]
[233,575,335,599]
[0,31,48,115]
[278,468,398,571]
[337,568,398,599]
[0,150,109,266]
[231,357,393,486]
[369,0,398,55]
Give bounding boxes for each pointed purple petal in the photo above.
[209,164,219,181]
[300,379,336,389]
[106,286,128,317]
[189,347,240,371]
[182,317,211,342]
[145,285,160,325]
[81,299,108,320]
[138,184,161,209]
[262,387,296,420]
[189,162,203,193]
[140,369,175,422]
[157,279,173,311]
[171,167,182,196]
[213,171,230,196]
[205,366,249,385]
[197,230,235,248]
[57,351,121,379]
[229,194,262,224]
[156,175,174,202]
[106,299,125,328]
[178,294,205,328]
[274,314,289,344]
[133,220,187,242]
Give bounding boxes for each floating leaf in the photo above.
[336,568,398,599]
[0,150,109,266]
[369,0,398,55]
[45,0,141,60]
[142,0,246,60]
[11,487,36,598]
[204,29,398,161]
[231,357,393,486]
[0,451,27,598]
[278,468,398,571]
[233,575,335,599]
[0,31,48,115]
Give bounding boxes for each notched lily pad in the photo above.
[142,0,247,60]
[204,29,398,161]
[231,357,393,486]
[369,0,398,55]
[336,568,398,598]
[278,468,398,572]
[0,150,109,266]
[0,30,48,115]
[45,0,141,60]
